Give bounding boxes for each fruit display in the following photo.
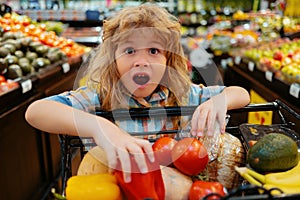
[185,9,300,59]
[180,8,300,92]
[0,12,87,57]
[240,37,300,84]
[208,29,259,56]
[232,10,250,20]
[0,12,90,96]
[0,74,18,94]
[0,31,67,79]
[282,16,300,35]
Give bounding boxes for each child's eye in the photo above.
[125,47,135,54]
[149,48,159,55]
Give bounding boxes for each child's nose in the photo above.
[134,51,149,67]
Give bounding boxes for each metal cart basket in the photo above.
[58,99,300,199]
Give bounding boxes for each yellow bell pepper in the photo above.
[66,173,122,200]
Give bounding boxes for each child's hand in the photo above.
[92,122,155,183]
[190,93,227,137]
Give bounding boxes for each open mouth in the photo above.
[133,74,150,85]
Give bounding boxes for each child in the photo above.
[25,4,250,183]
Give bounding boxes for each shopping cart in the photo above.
[58,99,300,199]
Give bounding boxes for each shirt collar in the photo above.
[132,86,169,107]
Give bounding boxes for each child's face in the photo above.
[115,29,167,98]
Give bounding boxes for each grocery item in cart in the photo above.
[178,115,230,162]
[207,132,245,190]
[65,173,122,200]
[247,133,299,173]
[77,146,193,200]
[239,123,300,151]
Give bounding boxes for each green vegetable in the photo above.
[247,133,299,173]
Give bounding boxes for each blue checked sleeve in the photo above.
[188,84,226,105]
[44,86,100,114]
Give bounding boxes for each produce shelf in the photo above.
[0,55,82,116]
[226,58,300,109]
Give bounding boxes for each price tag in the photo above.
[234,56,241,65]
[21,79,32,93]
[289,83,300,98]
[62,63,70,73]
[265,71,273,82]
[221,59,227,68]
[248,61,255,72]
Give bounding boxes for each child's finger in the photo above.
[206,111,215,136]
[127,144,149,174]
[133,151,148,174]
[218,114,226,134]
[190,109,199,136]
[106,148,118,171]
[117,149,132,183]
[135,139,155,163]
[191,108,207,137]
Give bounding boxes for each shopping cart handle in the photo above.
[95,106,198,120]
[275,99,300,120]
[95,100,299,120]
[228,102,279,113]
[95,102,280,120]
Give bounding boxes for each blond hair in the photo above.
[85,4,191,110]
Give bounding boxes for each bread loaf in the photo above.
[77,146,109,175]
[207,133,245,190]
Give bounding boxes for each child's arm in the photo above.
[25,99,154,183]
[190,86,250,137]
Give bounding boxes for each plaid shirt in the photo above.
[46,84,225,140]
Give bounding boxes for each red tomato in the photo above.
[171,138,208,175]
[0,75,6,83]
[189,181,227,200]
[152,137,177,166]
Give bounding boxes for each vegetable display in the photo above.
[0,13,87,57]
